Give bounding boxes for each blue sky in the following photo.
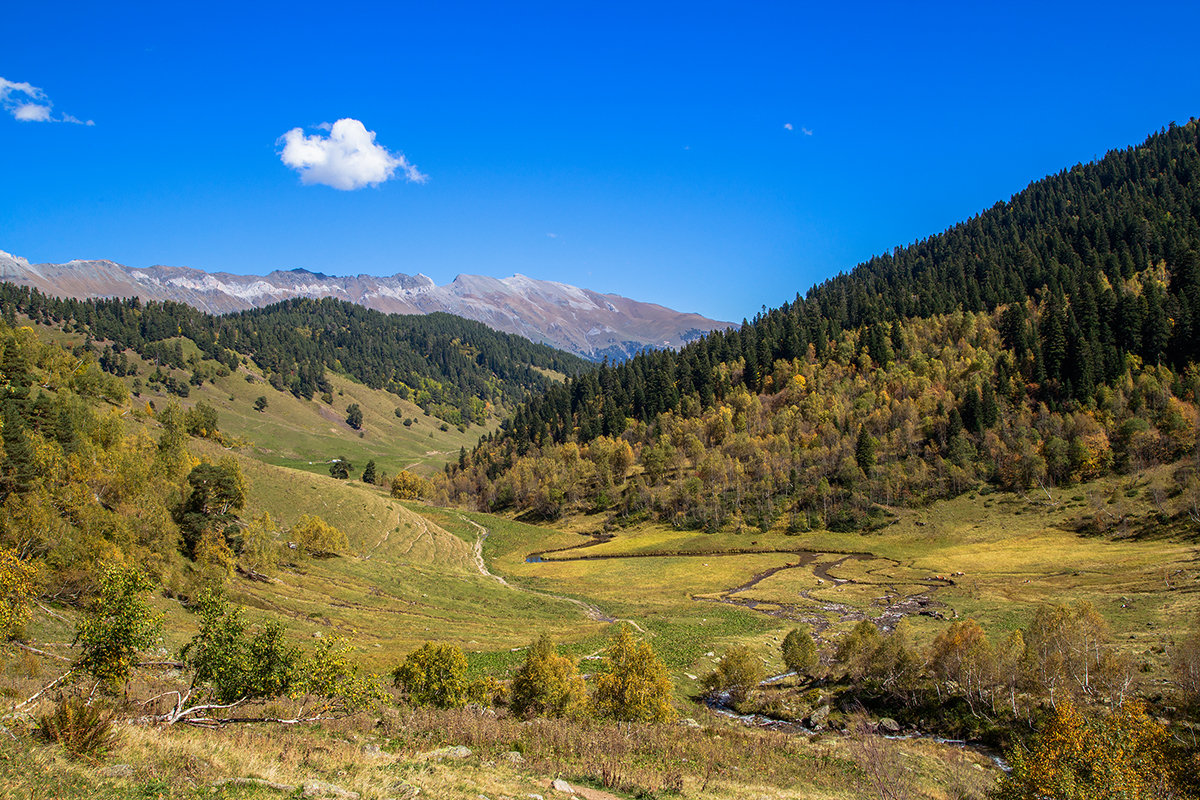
[2,1,1198,322]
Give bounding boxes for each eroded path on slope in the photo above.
[458,515,620,625]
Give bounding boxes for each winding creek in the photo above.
[525,536,953,634]
[514,530,1010,767]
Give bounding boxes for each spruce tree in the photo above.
[0,399,35,497]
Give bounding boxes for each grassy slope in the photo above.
[151,363,494,479]
[33,319,496,478]
[149,440,603,673]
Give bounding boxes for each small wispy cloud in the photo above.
[801,126,813,136]
[0,77,93,125]
[278,118,426,190]
[546,233,558,239]
[784,122,813,136]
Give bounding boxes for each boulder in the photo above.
[551,778,573,793]
[878,717,901,734]
[503,750,525,764]
[680,717,702,729]
[807,704,831,727]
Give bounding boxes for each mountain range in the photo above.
[0,250,733,360]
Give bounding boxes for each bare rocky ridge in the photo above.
[0,249,734,360]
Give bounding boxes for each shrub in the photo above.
[781,626,819,678]
[328,457,351,480]
[995,700,1200,799]
[834,620,881,681]
[392,642,471,708]
[290,515,348,557]
[182,587,300,706]
[0,547,39,639]
[703,645,764,703]
[39,694,118,758]
[390,471,431,500]
[510,635,587,718]
[73,564,162,691]
[592,625,674,723]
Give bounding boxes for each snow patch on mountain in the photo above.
[0,249,735,360]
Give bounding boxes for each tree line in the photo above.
[439,307,1199,531]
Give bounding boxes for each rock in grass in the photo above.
[504,750,525,764]
[100,764,134,779]
[807,705,831,727]
[420,745,472,760]
[386,781,421,800]
[302,780,360,799]
[550,778,573,793]
[878,717,901,734]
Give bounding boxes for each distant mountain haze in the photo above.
[0,250,734,360]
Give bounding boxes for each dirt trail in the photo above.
[459,515,649,632]
[362,505,401,560]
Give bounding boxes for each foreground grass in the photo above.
[0,701,997,800]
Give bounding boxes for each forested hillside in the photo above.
[440,120,1200,529]
[0,291,590,427]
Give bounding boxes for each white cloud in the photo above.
[546,232,558,238]
[278,118,426,190]
[13,103,50,122]
[0,77,92,124]
[801,127,813,136]
[784,122,794,131]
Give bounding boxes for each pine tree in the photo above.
[855,427,878,473]
[0,399,36,497]
[980,381,999,429]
